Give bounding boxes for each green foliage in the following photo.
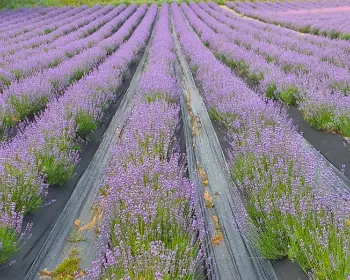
[266,82,277,100]
[0,75,11,88]
[285,200,350,279]
[303,105,350,136]
[69,68,86,85]
[0,227,19,263]
[208,107,238,127]
[231,153,291,260]
[36,128,78,186]
[310,27,320,35]
[303,105,335,132]
[247,70,264,85]
[10,69,24,80]
[75,111,98,139]
[340,33,350,41]
[2,163,43,213]
[0,139,45,214]
[10,95,48,120]
[39,248,84,279]
[44,28,54,34]
[298,25,311,34]
[328,29,341,40]
[335,114,350,137]
[54,249,81,276]
[38,153,75,186]
[216,53,250,77]
[208,107,225,123]
[278,85,298,105]
[146,92,175,104]
[265,54,275,63]
[48,58,61,68]
[65,52,75,59]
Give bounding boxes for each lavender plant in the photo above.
[0,201,31,263]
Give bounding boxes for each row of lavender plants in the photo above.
[187,2,350,137]
[230,1,350,40]
[85,5,203,278]
[173,2,350,279]
[0,4,154,263]
[0,5,130,90]
[0,4,140,140]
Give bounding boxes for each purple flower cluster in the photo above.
[185,2,350,136]
[230,0,350,40]
[0,4,156,263]
[173,3,350,279]
[85,4,203,279]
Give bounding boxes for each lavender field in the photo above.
[231,0,350,39]
[0,2,350,280]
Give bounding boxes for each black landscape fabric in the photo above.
[288,106,350,182]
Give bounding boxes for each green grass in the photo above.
[0,227,20,263]
[303,105,336,132]
[39,248,84,279]
[75,110,98,138]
